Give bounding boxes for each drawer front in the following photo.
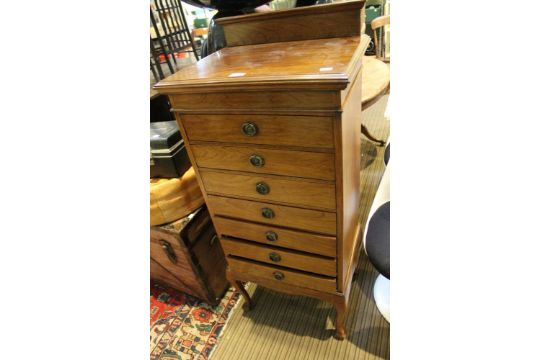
[214,217,336,257]
[191,144,335,181]
[221,238,336,276]
[207,195,336,235]
[200,170,336,210]
[181,114,334,149]
[227,257,336,293]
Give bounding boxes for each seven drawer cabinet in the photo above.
[155,1,368,339]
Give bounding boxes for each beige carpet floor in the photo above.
[210,95,390,360]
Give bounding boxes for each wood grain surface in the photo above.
[227,257,336,293]
[218,1,364,47]
[213,216,336,257]
[362,56,390,107]
[182,114,335,149]
[334,59,363,291]
[206,195,337,235]
[221,238,336,276]
[191,144,335,180]
[200,169,336,211]
[154,36,362,92]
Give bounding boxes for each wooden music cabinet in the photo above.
[155,1,368,339]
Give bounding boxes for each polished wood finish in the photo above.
[191,144,335,180]
[227,257,336,293]
[213,217,336,257]
[182,114,334,149]
[206,195,337,235]
[154,1,369,339]
[221,238,336,276]
[362,56,390,109]
[217,1,364,47]
[360,55,390,147]
[334,63,363,292]
[200,169,337,211]
[153,36,363,93]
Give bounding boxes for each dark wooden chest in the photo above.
[150,206,229,305]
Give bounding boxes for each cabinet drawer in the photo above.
[181,114,334,149]
[227,257,336,293]
[200,170,336,211]
[191,144,335,181]
[221,238,336,276]
[207,195,336,235]
[214,217,336,257]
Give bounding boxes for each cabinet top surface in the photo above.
[154,36,363,92]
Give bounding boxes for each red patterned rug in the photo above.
[150,282,240,360]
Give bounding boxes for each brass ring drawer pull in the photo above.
[273,271,285,281]
[265,231,278,242]
[241,122,258,136]
[268,252,281,262]
[261,207,274,219]
[249,154,265,167]
[256,182,270,195]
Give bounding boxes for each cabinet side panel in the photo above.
[335,69,363,292]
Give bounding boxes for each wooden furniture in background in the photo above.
[360,55,390,146]
[150,206,229,305]
[371,15,390,62]
[154,1,367,339]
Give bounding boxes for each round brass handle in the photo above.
[241,122,258,137]
[249,154,265,168]
[265,231,278,242]
[268,252,281,262]
[261,207,274,219]
[273,271,285,280]
[256,182,270,195]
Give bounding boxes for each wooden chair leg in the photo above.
[333,296,348,340]
[361,124,386,147]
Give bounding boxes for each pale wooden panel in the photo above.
[227,257,336,293]
[214,217,336,257]
[335,66,363,291]
[181,114,335,149]
[200,170,336,211]
[154,37,362,92]
[221,238,336,276]
[170,90,340,111]
[206,195,337,235]
[191,144,335,180]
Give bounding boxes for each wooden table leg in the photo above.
[361,124,386,147]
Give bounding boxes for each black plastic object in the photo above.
[181,0,272,11]
[150,94,175,123]
[365,201,390,279]
[150,121,191,178]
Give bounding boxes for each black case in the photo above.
[150,121,191,178]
